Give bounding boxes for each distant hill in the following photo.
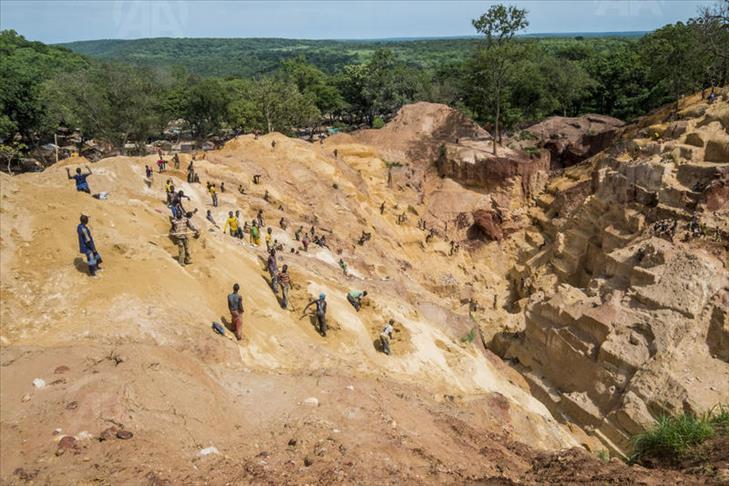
[58,33,644,78]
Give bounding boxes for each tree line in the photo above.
[1,1,727,165]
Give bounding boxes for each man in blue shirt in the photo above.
[66,166,93,193]
[77,214,102,276]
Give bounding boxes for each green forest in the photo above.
[1,2,727,166]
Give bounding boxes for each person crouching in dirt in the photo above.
[267,249,279,294]
[77,214,102,276]
[380,319,395,355]
[228,283,244,341]
[304,293,328,336]
[170,211,200,266]
[346,290,367,311]
[67,166,93,194]
[278,264,291,309]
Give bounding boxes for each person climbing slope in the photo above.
[77,214,102,276]
[228,283,244,341]
[304,293,328,337]
[250,220,261,246]
[170,190,190,219]
[346,290,367,311]
[170,211,200,266]
[380,319,395,355]
[223,211,240,237]
[267,249,279,294]
[208,183,218,207]
[278,264,291,309]
[66,166,93,194]
[265,227,274,252]
[206,210,218,227]
[165,179,175,204]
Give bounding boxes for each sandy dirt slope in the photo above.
[1,128,574,484]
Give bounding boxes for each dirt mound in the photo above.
[354,102,490,164]
[1,127,577,484]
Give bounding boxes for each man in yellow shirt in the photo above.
[265,227,273,252]
[223,211,240,237]
[250,221,261,246]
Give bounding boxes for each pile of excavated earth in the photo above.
[1,94,727,484]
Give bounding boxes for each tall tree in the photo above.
[640,22,705,111]
[181,78,230,139]
[471,4,529,154]
[693,0,729,87]
[250,77,320,134]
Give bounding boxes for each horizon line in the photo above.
[53,31,649,45]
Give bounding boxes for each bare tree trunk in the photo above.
[493,93,500,156]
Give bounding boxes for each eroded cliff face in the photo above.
[492,92,729,456]
[436,141,550,197]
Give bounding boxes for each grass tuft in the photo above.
[630,413,715,463]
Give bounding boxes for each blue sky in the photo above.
[0,0,712,44]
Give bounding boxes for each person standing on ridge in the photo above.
[257,209,265,229]
[77,214,102,276]
[380,319,395,355]
[173,153,180,170]
[187,160,195,183]
[228,283,244,341]
[304,293,328,336]
[66,166,93,194]
[278,264,291,309]
[170,211,200,266]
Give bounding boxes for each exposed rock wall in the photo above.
[437,144,550,197]
[493,96,729,456]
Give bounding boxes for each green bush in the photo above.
[631,413,715,462]
[372,116,385,129]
